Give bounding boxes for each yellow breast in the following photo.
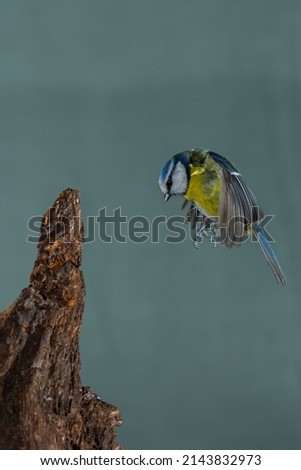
[184,161,222,217]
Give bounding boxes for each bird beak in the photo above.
[164,193,171,202]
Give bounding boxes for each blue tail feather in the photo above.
[253,224,286,285]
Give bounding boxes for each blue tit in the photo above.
[158,148,286,285]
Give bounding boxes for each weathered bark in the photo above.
[0,188,122,450]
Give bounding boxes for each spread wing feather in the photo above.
[218,168,264,246]
[210,152,264,247]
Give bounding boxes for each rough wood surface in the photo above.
[0,188,122,450]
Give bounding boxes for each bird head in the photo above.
[158,151,190,201]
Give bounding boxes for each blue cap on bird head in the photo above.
[158,151,190,200]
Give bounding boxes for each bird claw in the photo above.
[194,222,220,247]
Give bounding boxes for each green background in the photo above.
[1,0,300,449]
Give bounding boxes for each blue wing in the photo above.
[209,151,264,246]
[209,151,239,174]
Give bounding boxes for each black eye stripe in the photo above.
[166,176,172,190]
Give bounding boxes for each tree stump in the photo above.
[0,188,122,450]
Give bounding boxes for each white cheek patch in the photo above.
[171,162,188,194]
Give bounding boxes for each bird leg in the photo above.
[194,216,219,247]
